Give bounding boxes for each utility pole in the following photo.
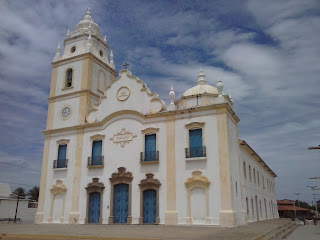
[293,193,301,207]
[307,186,318,217]
[14,193,20,223]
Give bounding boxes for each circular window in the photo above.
[71,46,76,53]
[99,50,103,57]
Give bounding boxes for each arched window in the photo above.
[66,68,73,87]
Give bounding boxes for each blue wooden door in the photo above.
[113,184,129,223]
[143,189,157,223]
[189,129,202,157]
[88,192,100,223]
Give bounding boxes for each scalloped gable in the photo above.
[86,69,166,123]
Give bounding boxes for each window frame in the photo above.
[63,67,74,89]
[185,122,206,160]
[141,128,159,164]
[88,134,105,168]
[54,139,70,169]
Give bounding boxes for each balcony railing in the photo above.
[185,146,206,158]
[88,156,104,167]
[53,159,68,168]
[140,151,159,162]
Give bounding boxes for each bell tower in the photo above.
[47,8,116,130]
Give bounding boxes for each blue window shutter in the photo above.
[189,129,202,157]
[145,134,156,152]
[92,140,102,165]
[145,134,156,161]
[58,144,67,160]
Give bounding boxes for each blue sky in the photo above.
[0,0,319,203]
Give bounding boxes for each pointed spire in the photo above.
[53,42,61,62]
[110,50,115,69]
[217,76,223,94]
[104,35,107,43]
[85,7,91,18]
[197,70,207,85]
[66,29,70,37]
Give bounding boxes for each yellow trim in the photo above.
[88,165,104,169]
[185,122,205,129]
[57,139,70,145]
[46,66,58,130]
[216,111,236,227]
[34,135,50,224]
[165,116,178,225]
[69,129,84,224]
[140,160,159,165]
[48,89,100,103]
[52,52,116,77]
[90,134,105,141]
[141,127,159,134]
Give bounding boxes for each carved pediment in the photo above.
[185,171,210,189]
[139,173,161,187]
[86,178,105,193]
[50,180,67,195]
[110,167,133,183]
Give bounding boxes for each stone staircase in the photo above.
[253,221,298,240]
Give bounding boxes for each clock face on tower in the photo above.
[61,106,72,120]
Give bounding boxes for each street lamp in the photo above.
[307,186,318,217]
[293,193,301,207]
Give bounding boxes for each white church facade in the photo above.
[35,9,279,227]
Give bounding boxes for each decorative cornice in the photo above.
[56,139,70,145]
[110,167,133,183]
[185,122,205,129]
[48,89,100,102]
[139,173,161,187]
[43,104,239,135]
[141,127,159,134]
[185,171,210,189]
[85,178,105,191]
[90,134,105,141]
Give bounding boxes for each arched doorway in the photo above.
[85,178,105,224]
[139,173,161,224]
[109,167,133,224]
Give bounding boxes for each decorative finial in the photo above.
[104,35,107,43]
[217,77,223,94]
[197,70,207,85]
[168,86,176,110]
[53,42,61,62]
[66,29,70,37]
[110,50,115,69]
[87,7,91,16]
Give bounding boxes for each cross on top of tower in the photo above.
[123,62,129,69]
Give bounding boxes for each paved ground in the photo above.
[286,224,320,240]
[0,219,290,240]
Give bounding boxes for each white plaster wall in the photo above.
[61,36,87,60]
[239,148,279,222]
[175,113,221,225]
[0,199,37,222]
[78,116,167,224]
[55,61,83,96]
[91,62,113,96]
[43,133,78,223]
[226,116,243,225]
[52,98,80,129]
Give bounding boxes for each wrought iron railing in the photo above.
[185,146,206,158]
[53,159,68,168]
[88,156,104,167]
[140,151,159,162]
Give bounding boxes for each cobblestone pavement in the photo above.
[286,224,320,240]
[0,219,290,240]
